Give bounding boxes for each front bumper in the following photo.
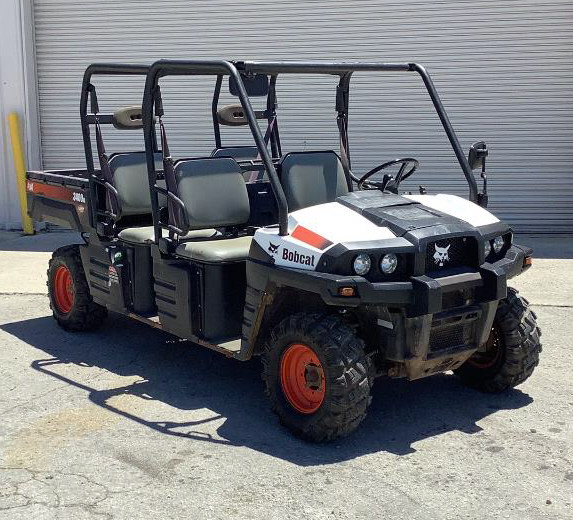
[248,244,531,379]
[255,244,531,316]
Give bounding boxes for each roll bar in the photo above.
[211,72,282,158]
[83,60,479,241]
[80,64,151,175]
[238,61,478,204]
[141,60,290,239]
[79,63,153,232]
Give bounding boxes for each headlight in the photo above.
[353,254,371,276]
[484,241,492,258]
[380,253,398,274]
[493,235,504,254]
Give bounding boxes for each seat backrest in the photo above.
[211,146,259,162]
[279,151,349,211]
[108,152,163,216]
[175,157,250,230]
[212,146,262,182]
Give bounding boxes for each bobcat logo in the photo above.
[268,242,280,255]
[433,244,451,266]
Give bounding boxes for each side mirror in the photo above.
[468,141,488,171]
[468,141,489,208]
[229,74,269,97]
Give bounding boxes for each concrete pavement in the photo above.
[0,232,571,519]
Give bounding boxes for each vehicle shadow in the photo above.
[0,313,533,466]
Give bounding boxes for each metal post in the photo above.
[7,113,34,234]
[212,75,223,149]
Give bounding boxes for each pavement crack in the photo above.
[0,292,47,296]
[531,303,572,308]
[0,466,112,513]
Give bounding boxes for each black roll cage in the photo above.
[211,73,282,158]
[80,63,158,231]
[144,60,478,240]
[142,59,290,240]
[236,61,478,203]
[80,60,479,241]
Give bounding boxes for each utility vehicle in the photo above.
[26,60,541,441]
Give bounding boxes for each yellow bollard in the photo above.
[8,112,34,234]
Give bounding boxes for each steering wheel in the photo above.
[357,158,419,192]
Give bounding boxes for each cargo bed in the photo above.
[26,169,93,232]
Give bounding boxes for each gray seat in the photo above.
[212,146,264,182]
[172,157,252,262]
[118,226,217,245]
[108,152,163,216]
[110,152,176,244]
[175,235,252,262]
[280,151,349,211]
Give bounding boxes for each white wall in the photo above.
[0,0,41,230]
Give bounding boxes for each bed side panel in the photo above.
[25,176,90,232]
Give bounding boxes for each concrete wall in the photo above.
[0,0,41,230]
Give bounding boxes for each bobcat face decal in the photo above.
[268,242,280,255]
[433,243,451,266]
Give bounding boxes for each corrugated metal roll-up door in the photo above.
[33,0,573,232]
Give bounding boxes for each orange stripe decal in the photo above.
[291,225,333,250]
[26,180,85,205]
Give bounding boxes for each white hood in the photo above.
[253,193,500,271]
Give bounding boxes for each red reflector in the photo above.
[291,225,333,250]
[338,287,356,297]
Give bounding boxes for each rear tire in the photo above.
[261,313,373,442]
[455,287,541,392]
[47,245,107,331]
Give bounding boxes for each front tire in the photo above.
[455,287,541,392]
[47,245,107,331]
[261,313,373,442]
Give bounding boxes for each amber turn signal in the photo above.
[338,287,356,297]
[524,255,533,267]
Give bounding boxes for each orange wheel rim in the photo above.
[280,343,325,414]
[53,265,74,314]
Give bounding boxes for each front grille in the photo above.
[428,307,481,357]
[429,324,465,353]
[425,236,477,273]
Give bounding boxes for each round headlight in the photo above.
[493,235,504,254]
[484,241,492,258]
[353,254,371,276]
[380,253,398,274]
